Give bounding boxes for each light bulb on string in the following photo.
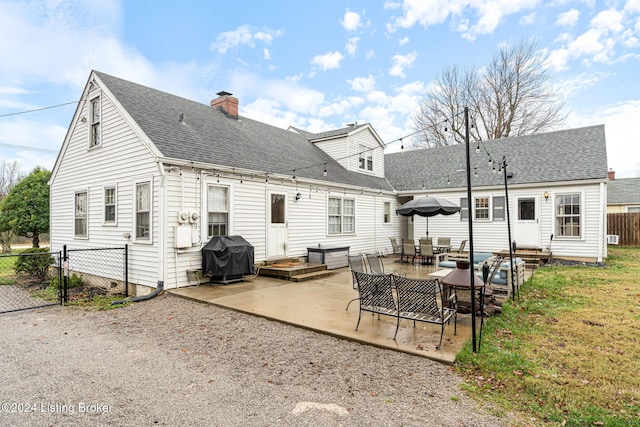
[400,138,404,150]
[323,163,327,177]
[475,143,480,154]
[474,168,478,178]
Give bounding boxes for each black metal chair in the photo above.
[352,271,397,332]
[345,254,368,310]
[392,275,457,349]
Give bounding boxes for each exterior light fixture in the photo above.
[543,191,550,202]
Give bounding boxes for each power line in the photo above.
[0,100,78,118]
[0,142,58,153]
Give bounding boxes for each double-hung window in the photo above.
[475,197,489,220]
[358,145,373,171]
[104,187,116,224]
[74,191,88,238]
[135,182,151,241]
[89,96,101,148]
[556,193,581,238]
[383,202,391,223]
[460,198,468,221]
[328,197,355,234]
[493,196,505,221]
[208,185,228,237]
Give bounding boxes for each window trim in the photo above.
[74,190,88,239]
[103,185,117,225]
[207,184,230,238]
[358,144,373,172]
[474,196,490,221]
[554,192,582,239]
[88,95,101,148]
[383,201,391,224]
[460,197,468,221]
[328,196,356,235]
[133,179,152,244]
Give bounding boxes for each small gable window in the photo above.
[358,145,373,171]
[89,96,101,148]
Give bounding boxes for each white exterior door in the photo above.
[515,196,540,248]
[268,192,288,258]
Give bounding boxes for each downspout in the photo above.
[598,181,605,263]
[112,281,164,305]
[157,161,167,289]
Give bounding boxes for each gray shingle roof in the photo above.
[94,71,392,191]
[608,177,640,204]
[384,125,608,191]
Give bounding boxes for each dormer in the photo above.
[290,123,386,178]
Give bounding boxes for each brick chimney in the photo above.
[210,91,238,117]
[608,169,615,180]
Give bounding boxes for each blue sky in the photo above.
[1,0,639,178]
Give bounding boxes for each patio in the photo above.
[168,256,486,365]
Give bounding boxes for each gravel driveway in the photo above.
[0,293,506,426]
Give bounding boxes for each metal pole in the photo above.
[464,107,477,352]
[124,244,129,297]
[503,157,516,300]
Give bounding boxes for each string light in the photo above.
[323,163,327,177]
[400,138,404,150]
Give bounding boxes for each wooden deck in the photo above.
[495,249,551,267]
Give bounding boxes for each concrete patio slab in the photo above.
[168,258,482,365]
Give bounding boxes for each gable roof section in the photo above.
[93,71,392,191]
[385,125,608,191]
[608,177,640,204]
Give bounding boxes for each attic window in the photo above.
[358,145,373,171]
[89,96,101,148]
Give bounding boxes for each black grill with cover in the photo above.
[202,235,254,284]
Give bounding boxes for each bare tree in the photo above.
[412,39,567,148]
[0,160,23,253]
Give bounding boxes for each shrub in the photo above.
[14,248,54,278]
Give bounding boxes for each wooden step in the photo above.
[289,270,336,282]
[258,262,328,280]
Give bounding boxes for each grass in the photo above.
[456,247,640,426]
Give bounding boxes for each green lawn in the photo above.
[456,247,640,426]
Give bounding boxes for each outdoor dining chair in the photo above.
[346,254,368,310]
[389,237,401,256]
[400,241,417,263]
[419,240,435,265]
[365,253,406,277]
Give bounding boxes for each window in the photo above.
[475,197,489,220]
[358,145,373,171]
[518,198,535,220]
[383,202,391,223]
[460,198,468,221]
[74,191,87,237]
[493,196,505,221]
[328,197,355,234]
[556,193,581,237]
[135,182,151,240]
[627,206,640,213]
[208,185,228,237]
[104,187,116,224]
[89,96,101,147]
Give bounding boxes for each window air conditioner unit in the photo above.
[607,235,619,245]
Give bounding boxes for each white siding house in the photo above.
[50,71,609,295]
[50,71,402,293]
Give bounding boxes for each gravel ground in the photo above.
[0,293,507,426]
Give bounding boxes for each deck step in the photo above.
[258,262,330,281]
[289,270,336,282]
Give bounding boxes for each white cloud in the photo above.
[345,37,359,56]
[210,25,283,54]
[556,8,580,27]
[519,12,536,25]
[590,8,624,33]
[365,50,376,59]
[625,0,640,13]
[310,51,344,71]
[386,0,540,39]
[546,47,571,71]
[399,36,410,46]
[568,100,640,178]
[348,75,376,92]
[264,49,271,60]
[389,51,418,78]
[341,10,362,31]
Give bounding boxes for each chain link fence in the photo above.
[0,250,62,314]
[65,246,129,298]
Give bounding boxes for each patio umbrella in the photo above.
[396,196,461,238]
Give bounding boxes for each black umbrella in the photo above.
[396,196,461,239]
